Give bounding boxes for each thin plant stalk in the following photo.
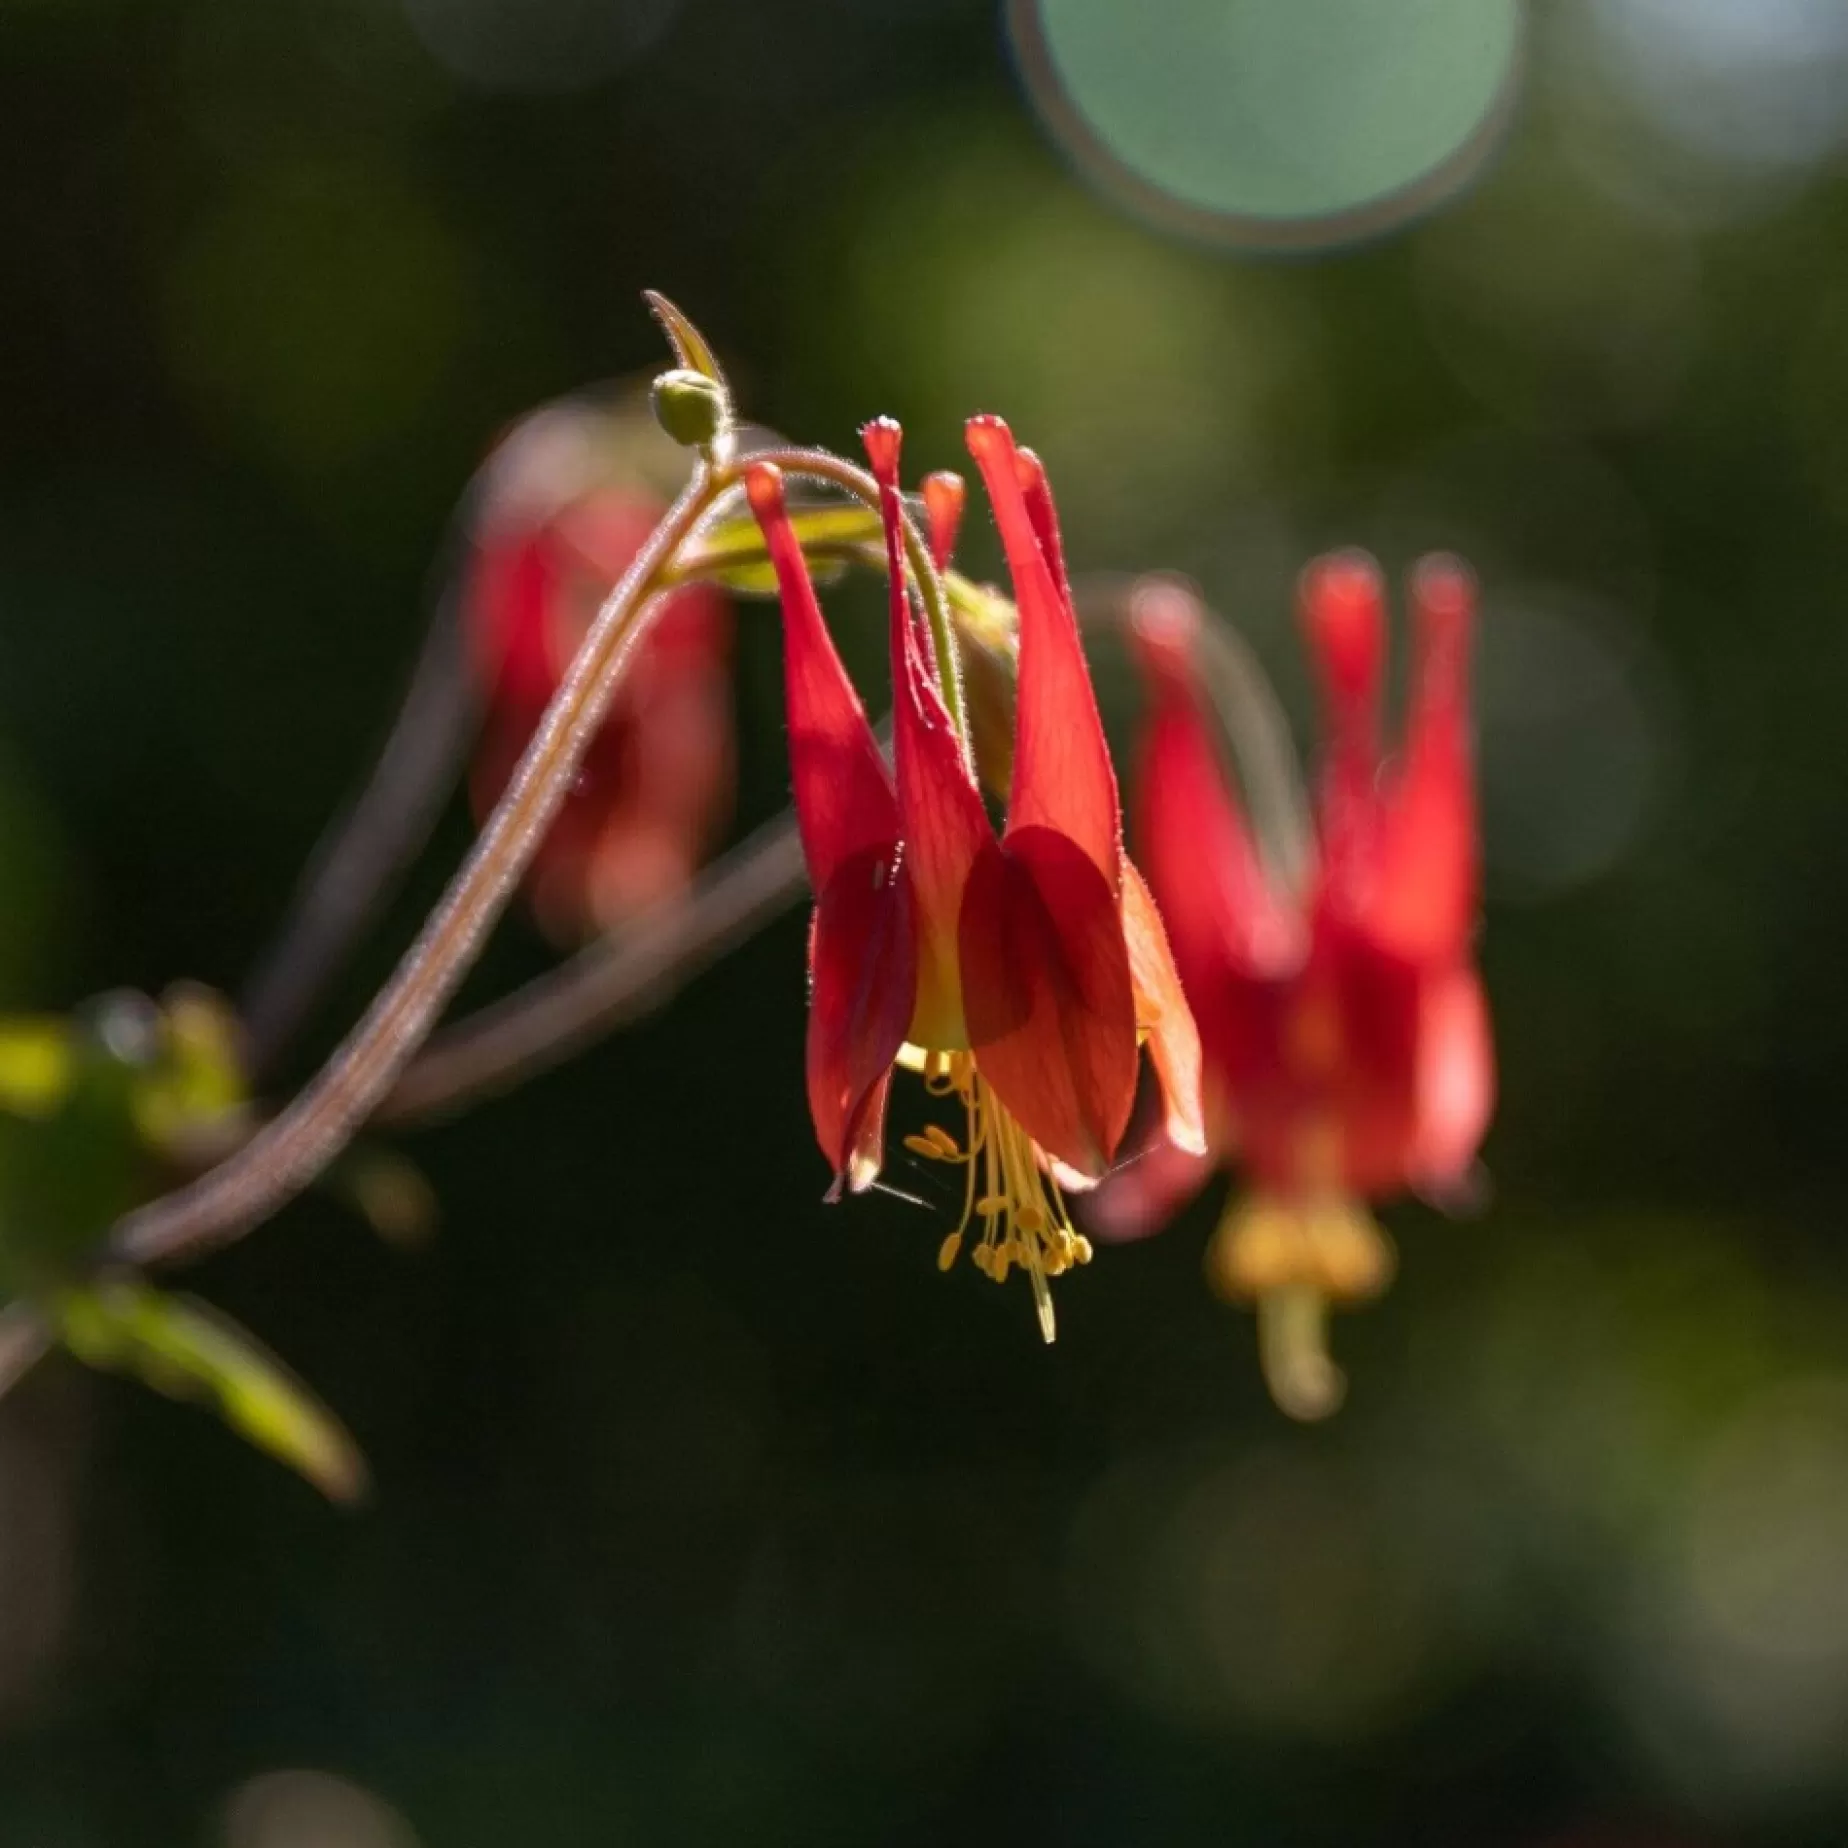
[112,462,720,1267]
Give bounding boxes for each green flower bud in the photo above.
[650,367,728,450]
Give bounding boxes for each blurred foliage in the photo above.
[0,989,366,1499]
[2,1,1848,1845]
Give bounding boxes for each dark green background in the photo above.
[2,1,1847,1842]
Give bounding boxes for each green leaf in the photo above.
[129,983,245,1156]
[0,1017,75,1121]
[672,504,882,595]
[643,291,729,397]
[56,1280,367,1503]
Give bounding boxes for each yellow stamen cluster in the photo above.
[901,1050,1092,1343]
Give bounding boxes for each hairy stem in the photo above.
[112,462,724,1268]
[379,801,807,1124]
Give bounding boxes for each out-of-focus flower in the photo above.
[746,415,1202,1340]
[1097,556,1494,1416]
[466,404,733,942]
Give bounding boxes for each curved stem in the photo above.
[112,462,726,1268]
[239,500,484,1081]
[1189,595,1315,902]
[379,800,808,1125]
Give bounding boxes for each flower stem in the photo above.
[111,460,724,1268]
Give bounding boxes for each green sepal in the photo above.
[643,292,729,398]
[55,1279,367,1503]
[672,504,882,596]
[948,576,1020,803]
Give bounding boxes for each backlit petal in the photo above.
[958,826,1138,1179]
[1300,550,1386,890]
[1120,855,1207,1156]
[921,471,965,574]
[1370,555,1479,965]
[808,846,917,1189]
[965,416,1120,886]
[1130,593,1306,989]
[1087,1133,1217,1244]
[746,464,897,894]
[863,420,992,1044]
[1412,963,1494,1193]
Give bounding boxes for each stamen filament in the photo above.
[917,1052,1091,1342]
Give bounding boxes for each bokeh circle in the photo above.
[1009,0,1525,249]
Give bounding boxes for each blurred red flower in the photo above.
[466,404,733,941]
[1096,554,1494,1414]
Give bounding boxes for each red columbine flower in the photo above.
[746,414,1202,1340]
[467,413,732,942]
[1097,556,1494,1415]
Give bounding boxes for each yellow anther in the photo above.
[911,1055,1094,1341]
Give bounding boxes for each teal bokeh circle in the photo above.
[1011,0,1524,248]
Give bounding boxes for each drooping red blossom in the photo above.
[1096,557,1493,1415]
[466,415,732,942]
[746,416,1202,1338]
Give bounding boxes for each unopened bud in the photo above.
[650,367,727,450]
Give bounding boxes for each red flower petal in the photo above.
[1370,554,1479,965]
[746,464,898,893]
[469,526,562,712]
[958,825,1138,1179]
[1087,1132,1217,1244]
[1120,853,1208,1157]
[1009,445,1075,613]
[750,461,917,1186]
[1412,963,1494,1194]
[1300,550,1386,892]
[965,416,1121,886]
[863,420,992,1044]
[1130,589,1306,991]
[807,846,918,1191]
[838,1068,897,1202]
[921,471,965,574]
